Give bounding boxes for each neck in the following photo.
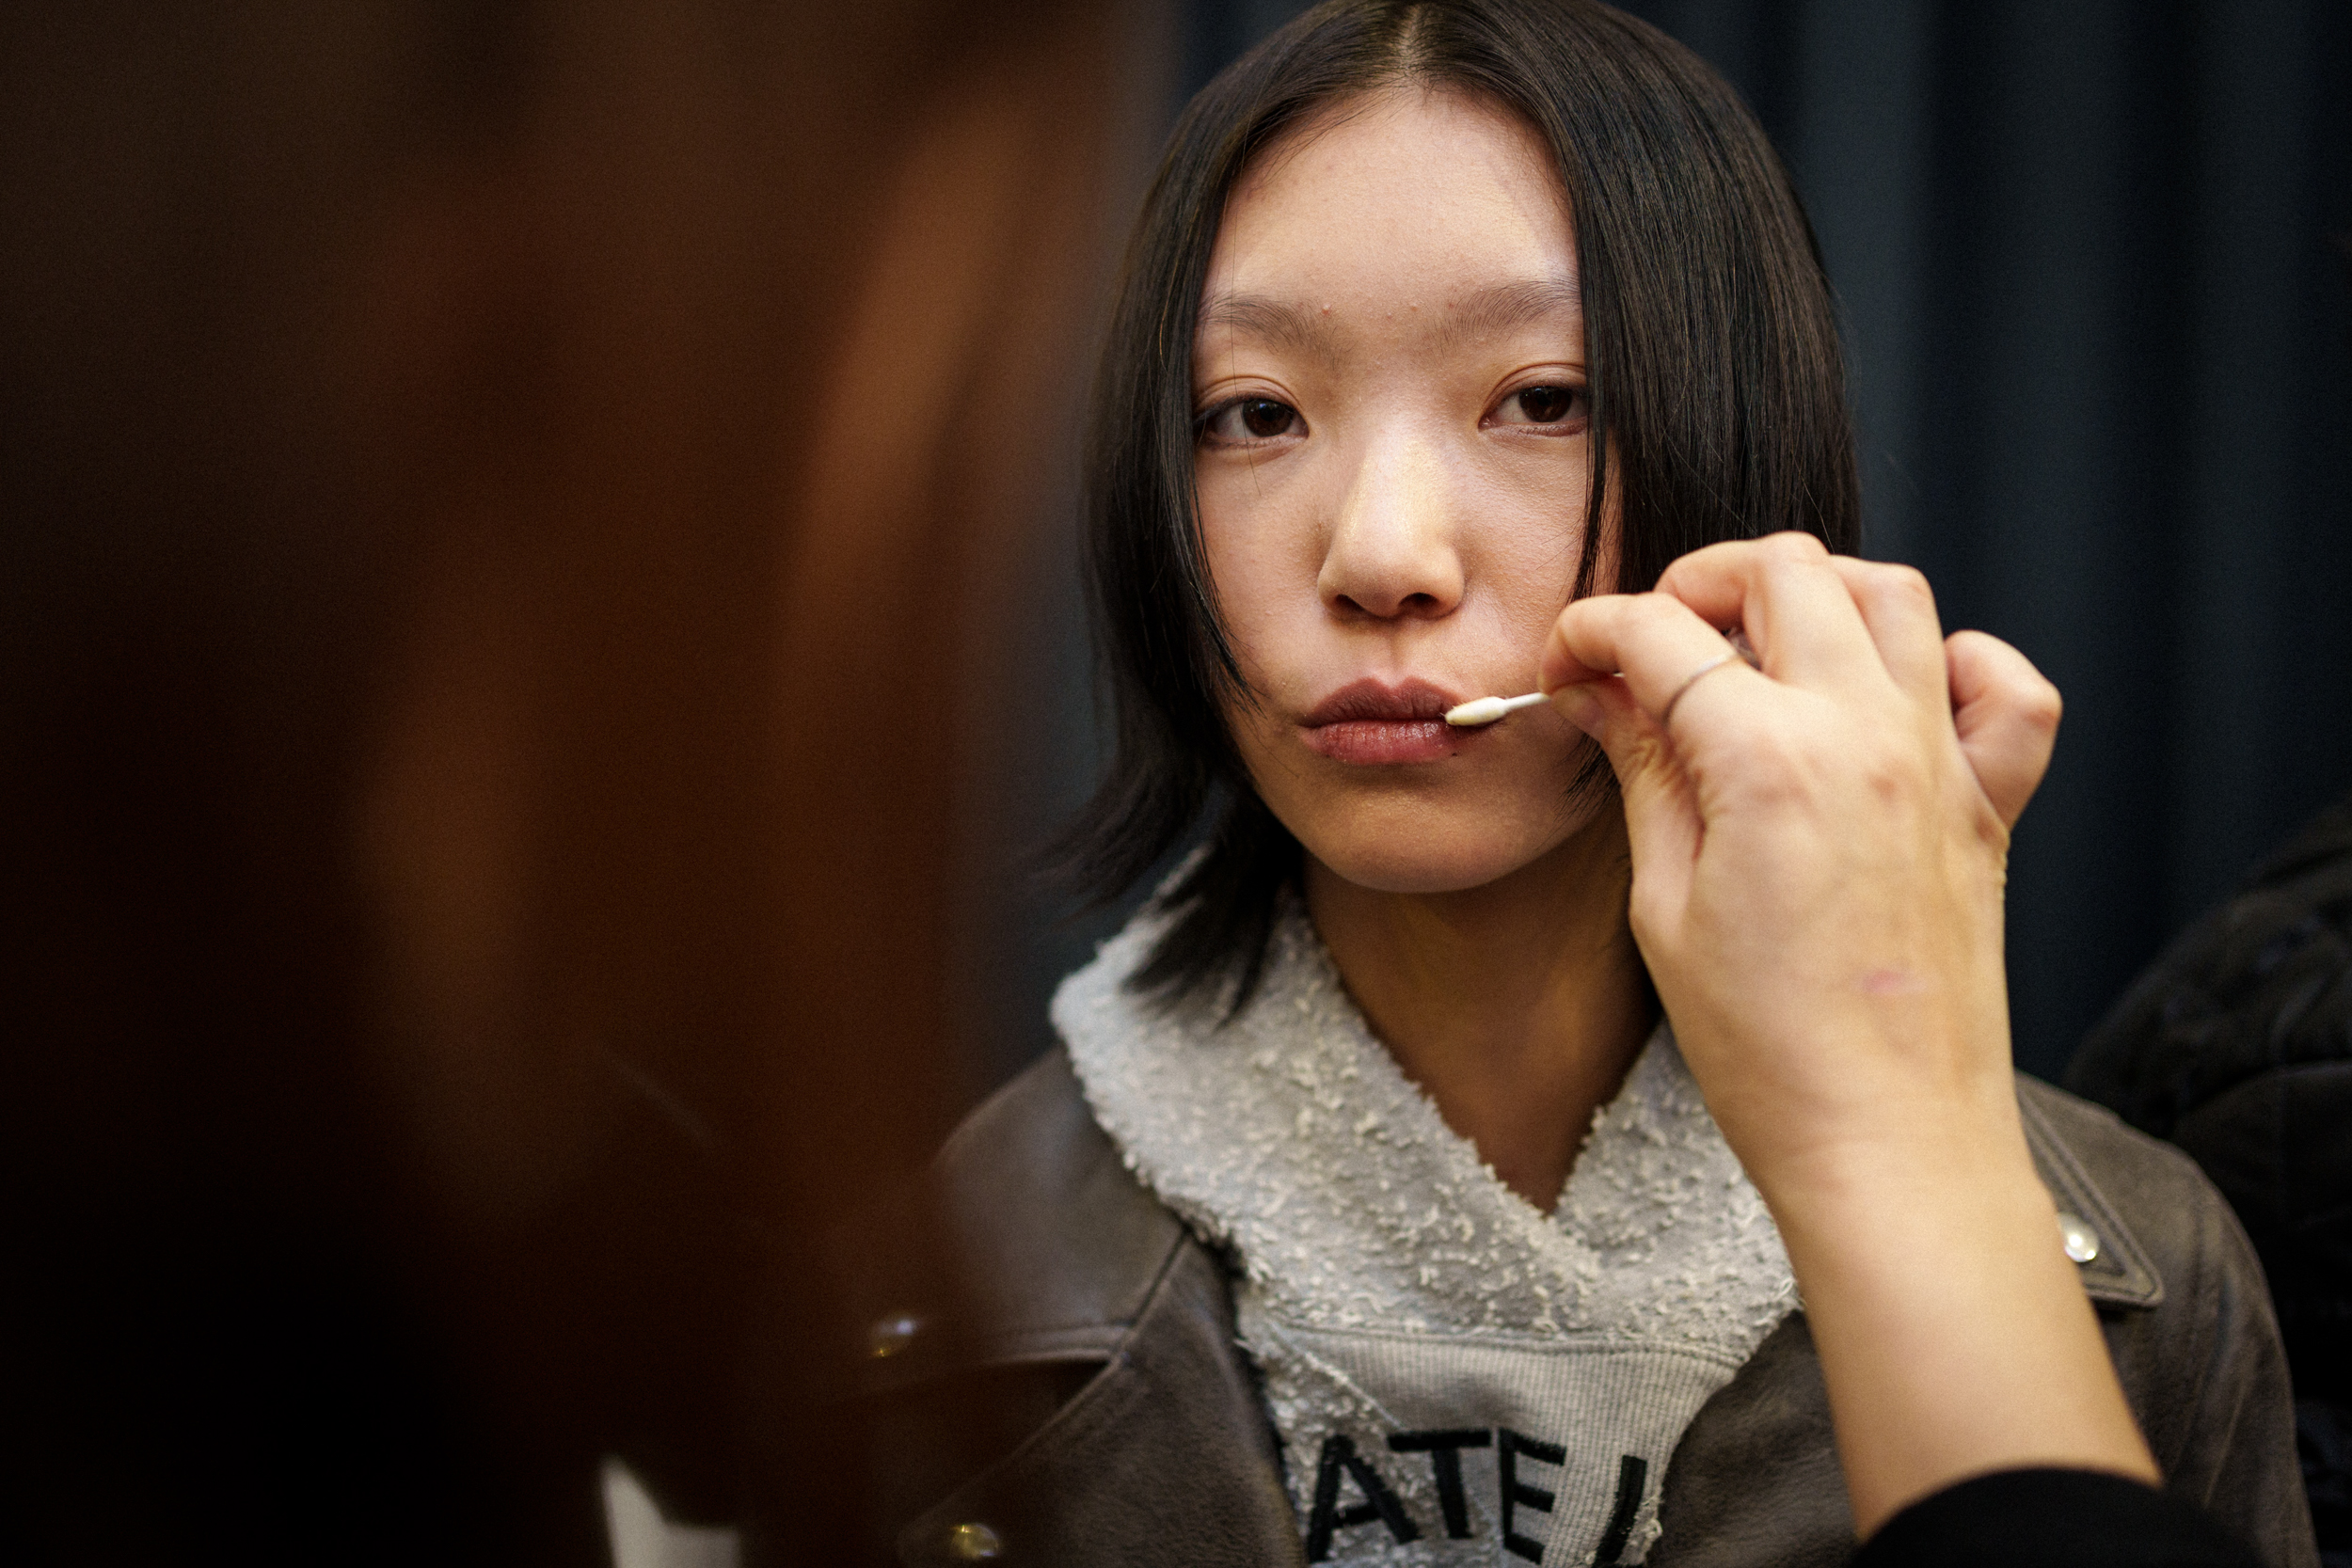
[1303,798,1654,1212]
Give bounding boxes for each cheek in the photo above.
[1198,471,1326,686]
[1201,529,1289,647]
[1474,474,1592,602]
[1223,703,1296,808]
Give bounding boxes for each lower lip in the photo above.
[1301,720,1460,765]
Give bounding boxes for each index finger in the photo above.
[1653,534,1889,698]
[1542,588,1765,730]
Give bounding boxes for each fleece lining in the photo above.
[1054,897,1796,1566]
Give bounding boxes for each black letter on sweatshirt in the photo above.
[1304,1433,1421,1561]
[1498,1428,1565,1562]
[1595,1454,1649,1565]
[1387,1429,1491,1539]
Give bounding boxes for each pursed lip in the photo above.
[1299,678,1465,764]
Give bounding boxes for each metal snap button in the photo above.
[948,1521,1003,1560]
[866,1310,922,1359]
[2057,1211,2101,1264]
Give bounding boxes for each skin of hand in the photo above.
[1541,531,2158,1536]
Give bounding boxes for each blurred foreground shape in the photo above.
[0,1,1161,1561]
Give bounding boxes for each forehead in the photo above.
[1204,87,1577,321]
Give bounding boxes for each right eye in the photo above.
[1200,397,1303,444]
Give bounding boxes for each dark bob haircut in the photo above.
[1059,0,1861,1011]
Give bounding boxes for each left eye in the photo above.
[1200,396,1303,444]
[1495,385,1586,426]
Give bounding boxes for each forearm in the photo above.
[1760,1108,2157,1535]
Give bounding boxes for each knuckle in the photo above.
[1857,742,1924,808]
[1762,531,1829,562]
[1977,649,2063,731]
[1876,562,1934,607]
[1631,590,1688,629]
[1717,721,1810,802]
[2021,675,2063,731]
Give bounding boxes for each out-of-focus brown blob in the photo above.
[773,36,1120,1239]
[0,1,1157,1562]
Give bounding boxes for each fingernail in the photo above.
[1550,684,1603,737]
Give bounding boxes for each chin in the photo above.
[1302,826,1551,896]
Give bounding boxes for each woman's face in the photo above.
[1196,88,1609,895]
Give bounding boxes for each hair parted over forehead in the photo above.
[1055,0,1860,1013]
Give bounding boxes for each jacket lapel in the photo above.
[896,1237,1303,1567]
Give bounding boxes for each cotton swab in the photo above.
[1445,629,1759,727]
[1443,691,1550,726]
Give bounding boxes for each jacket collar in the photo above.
[2020,1078,2165,1310]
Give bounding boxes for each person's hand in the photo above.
[1540,532,2153,1534]
[1540,531,2043,1189]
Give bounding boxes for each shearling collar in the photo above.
[1055,897,1797,1563]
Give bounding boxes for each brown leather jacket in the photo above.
[850,1049,2317,1567]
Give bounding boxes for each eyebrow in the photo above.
[1195,276,1583,363]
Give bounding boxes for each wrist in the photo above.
[1755,1121,2158,1534]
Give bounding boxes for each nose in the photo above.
[1316,425,1464,621]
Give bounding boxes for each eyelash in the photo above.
[1489,383,1588,429]
[1196,396,1302,446]
[1193,382,1589,445]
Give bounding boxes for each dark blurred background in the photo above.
[4,2,2345,1564]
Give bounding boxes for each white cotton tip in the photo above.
[1445,696,1511,726]
[1444,691,1549,726]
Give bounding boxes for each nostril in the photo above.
[1329,589,1447,620]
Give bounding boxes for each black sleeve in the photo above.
[1853,1468,2264,1568]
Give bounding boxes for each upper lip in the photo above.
[1301,678,1462,726]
